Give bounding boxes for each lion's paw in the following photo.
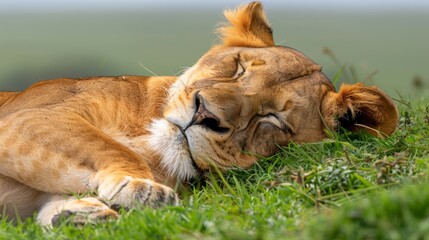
[37,197,118,226]
[51,207,118,227]
[98,177,179,209]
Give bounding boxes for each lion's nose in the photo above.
[192,96,220,126]
[187,95,230,133]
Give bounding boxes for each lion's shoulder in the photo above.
[0,76,176,119]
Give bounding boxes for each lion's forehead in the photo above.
[196,46,322,86]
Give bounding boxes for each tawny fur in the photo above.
[322,83,398,136]
[219,2,275,47]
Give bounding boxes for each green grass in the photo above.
[1,100,428,239]
[299,182,429,240]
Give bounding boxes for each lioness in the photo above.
[0,2,398,226]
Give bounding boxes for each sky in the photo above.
[2,0,429,12]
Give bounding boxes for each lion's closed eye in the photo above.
[232,59,245,79]
[258,113,292,134]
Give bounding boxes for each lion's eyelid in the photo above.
[233,59,246,78]
[259,113,294,134]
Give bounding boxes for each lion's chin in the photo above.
[147,118,199,181]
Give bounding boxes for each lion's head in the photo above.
[148,2,398,181]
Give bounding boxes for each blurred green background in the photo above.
[1,1,428,98]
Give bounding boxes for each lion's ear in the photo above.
[218,1,275,47]
[322,83,399,137]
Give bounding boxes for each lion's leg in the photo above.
[37,196,118,226]
[0,109,177,213]
[0,175,117,226]
[0,174,51,221]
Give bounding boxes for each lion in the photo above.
[0,2,398,226]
